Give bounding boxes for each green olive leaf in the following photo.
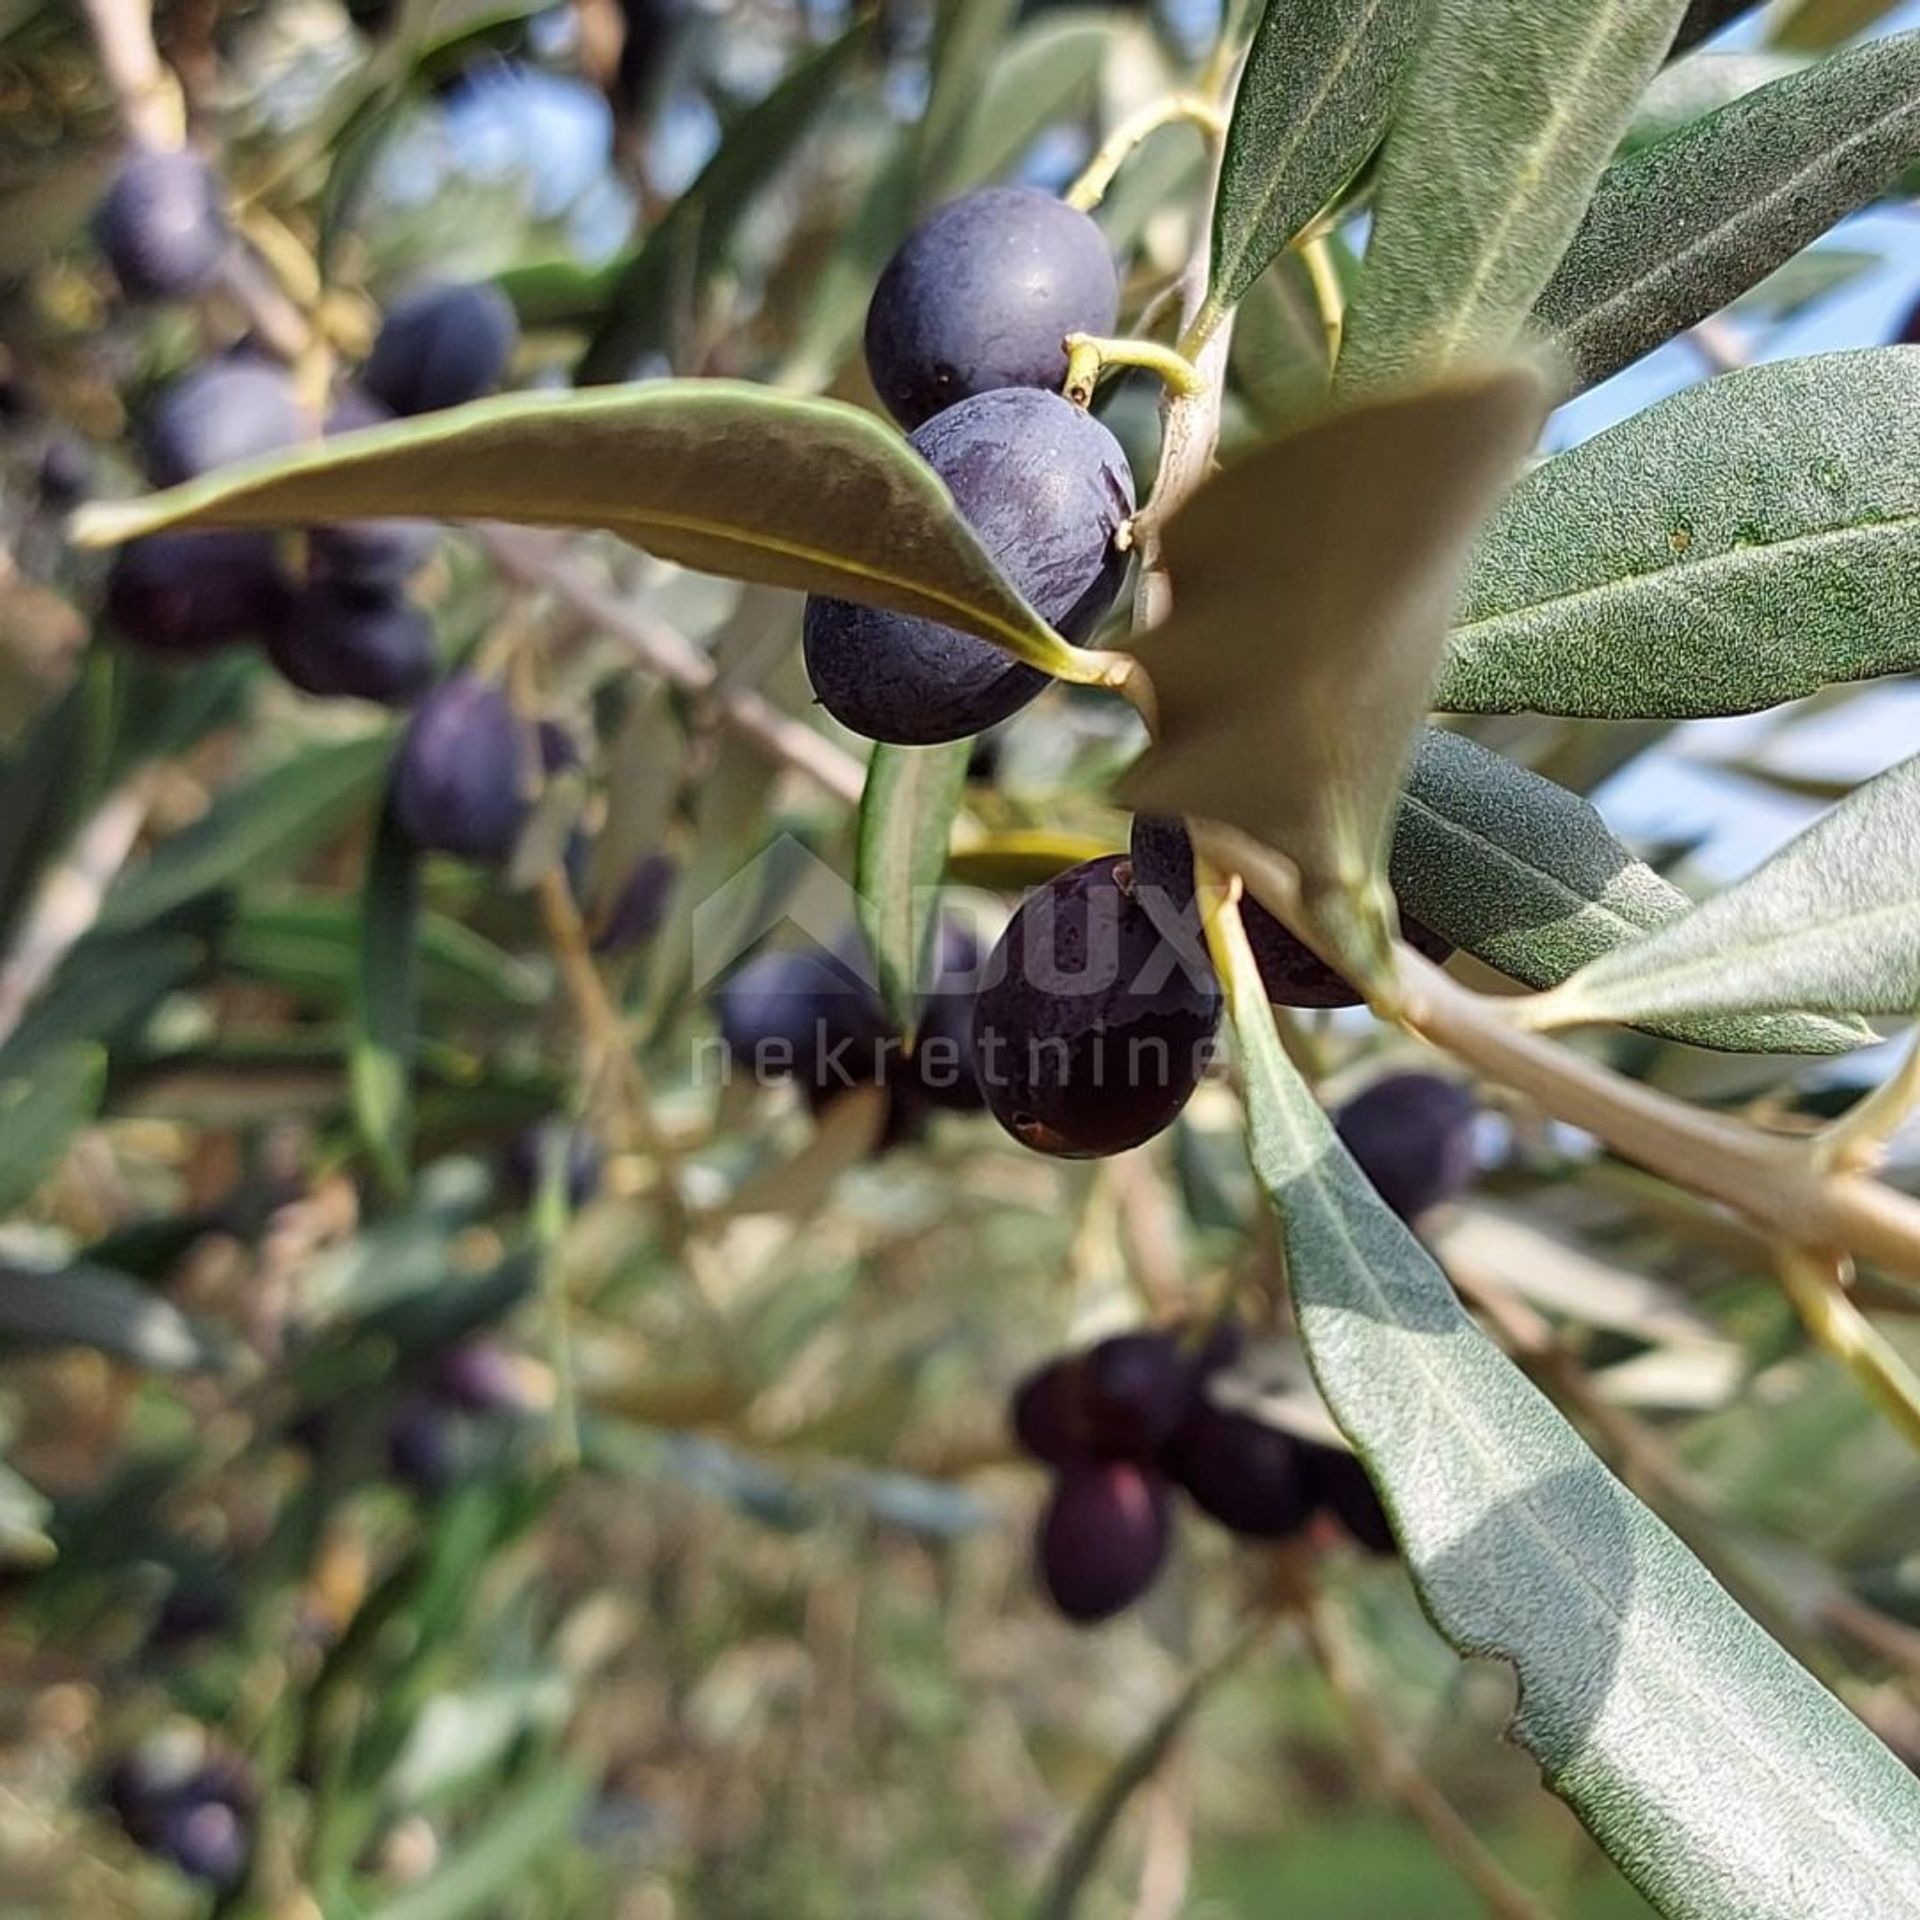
[1214,915,1920,1920]
[1336,0,1690,391]
[1774,0,1907,51]
[1537,33,1920,391]
[1438,349,1920,719]
[1118,364,1549,968]
[352,804,422,1201]
[69,383,1080,678]
[1530,749,1920,1032]
[856,741,970,1038]
[1203,0,1424,330]
[1392,728,1872,1055]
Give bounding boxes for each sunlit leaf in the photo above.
[856,742,969,1036]
[71,384,1080,678]
[1213,904,1920,1920]
[1529,750,1920,1030]
[1336,0,1690,390]
[1439,350,1920,718]
[0,1259,221,1371]
[1537,34,1920,389]
[1202,0,1423,330]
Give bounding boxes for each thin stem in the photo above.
[1063,95,1228,213]
[483,526,866,806]
[1815,1026,1920,1174]
[78,0,181,146]
[1298,229,1346,365]
[1777,1249,1920,1455]
[1301,1587,1553,1920]
[1062,334,1206,408]
[0,771,159,1050]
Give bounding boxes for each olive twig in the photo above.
[1812,1024,1920,1174]
[1299,1584,1555,1920]
[1777,1248,1920,1456]
[1297,228,1347,366]
[1063,94,1229,214]
[1062,333,1206,408]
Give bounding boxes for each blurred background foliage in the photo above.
[4,0,1920,1914]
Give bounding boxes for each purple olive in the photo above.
[1037,1461,1172,1624]
[864,186,1119,429]
[802,387,1134,746]
[106,530,295,658]
[1161,1398,1312,1541]
[1333,1072,1478,1223]
[391,676,528,863]
[94,147,228,300]
[267,579,437,705]
[1130,813,1455,1009]
[971,854,1220,1158]
[364,281,518,417]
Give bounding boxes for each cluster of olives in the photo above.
[101,268,515,706]
[804,185,1129,746]
[793,186,1462,1162]
[1012,1071,1476,1624]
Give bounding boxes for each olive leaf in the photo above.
[353,805,421,1200]
[856,742,970,1037]
[1118,364,1549,969]
[0,1044,104,1217]
[1537,33,1920,390]
[0,1260,221,1372]
[99,734,394,931]
[1202,0,1423,331]
[1213,909,1920,1920]
[1438,349,1920,719]
[1336,0,1690,392]
[70,384,1080,679]
[1528,750,1920,1032]
[1775,0,1906,50]
[1392,729,1870,1055]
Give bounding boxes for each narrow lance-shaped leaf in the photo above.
[1336,0,1690,392]
[1528,750,1920,1032]
[70,383,1080,679]
[353,803,422,1199]
[99,734,393,931]
[575,21,871,383]
[1390,728,1870,1055]
[1536,33,1920,391]
[1119,364,1549,981]
[0,1261,221,1372]
[1202,0,1423,331]
[856,742,970,1037]
[0,1044,104,1216]
[1210,904,1920,1920]
[1438,349,1920,719]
